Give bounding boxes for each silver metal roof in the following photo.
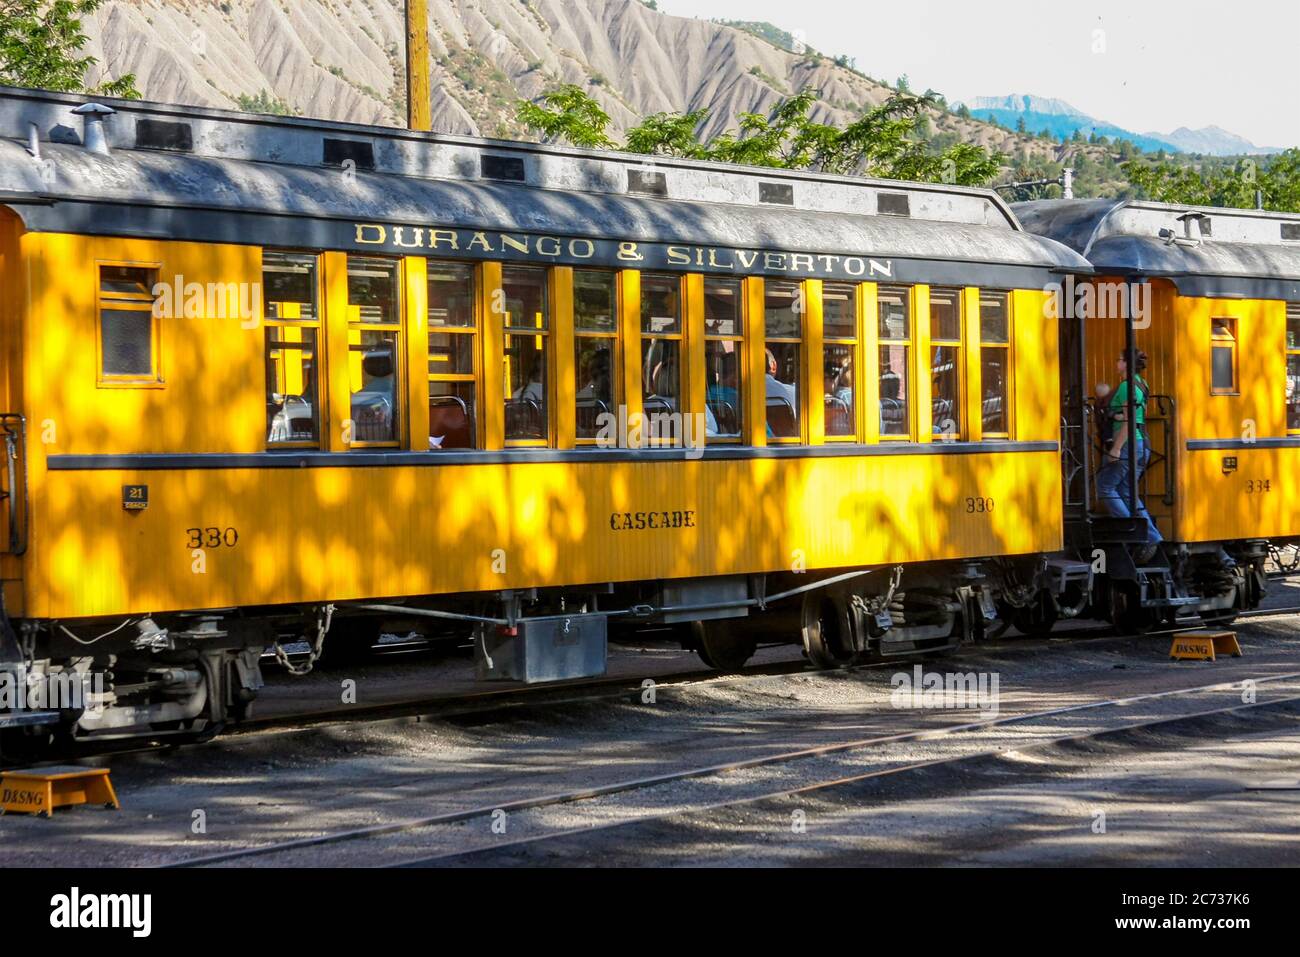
[0,85,1091,279]
[1016,198,1300,299]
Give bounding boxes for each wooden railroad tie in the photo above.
[0,766,120,818]
[1169,631,1242,662]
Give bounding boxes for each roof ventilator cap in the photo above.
[72,102,116,156]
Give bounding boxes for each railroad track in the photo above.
[408,692,1300,868]
[171,669,1300,868]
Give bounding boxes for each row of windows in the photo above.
[94,254,1019,451]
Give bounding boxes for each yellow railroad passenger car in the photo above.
[1019,199,1300,628]
[0,87,1088,750]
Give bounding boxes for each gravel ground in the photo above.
[422,701,1300,867]
[2,612,1300,867]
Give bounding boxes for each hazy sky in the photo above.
[658,0,1300,148]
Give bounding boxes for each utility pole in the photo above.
[406,0,431,131]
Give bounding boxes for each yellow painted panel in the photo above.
[26,451,1063,619]
[1178,447,1300,542]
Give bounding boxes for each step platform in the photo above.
[0,766,120,818]
[1169,631,1242,662]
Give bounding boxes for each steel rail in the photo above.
[171,669,1300,867]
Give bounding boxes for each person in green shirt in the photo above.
[1097,350,1163,560]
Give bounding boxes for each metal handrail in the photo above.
[1,413,28,556]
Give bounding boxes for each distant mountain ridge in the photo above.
[961,93,1280,156]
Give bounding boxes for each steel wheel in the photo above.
[692,618,757,672]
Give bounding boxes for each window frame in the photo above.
[928,286,964,440]
[501,263,552,448]
[1287,303,1300,435]
[821,281,859,442]
[426,259,480,450]
[978,289,1014,440]
[703,276,746,444]
[263,250,324,449]
[96,260,163,388]
[573,268,621,445]
[1210,316,1238,396]
[763,278,804,445]
[876,283,913,441]
[345,254,405,449]
[639,272,685,446]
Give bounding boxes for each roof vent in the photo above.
[1283,223,1300,242]
[323,138,375,170]
[878,192,911,217]
[481,154,526,182]
[136,119,193,153]
[759,182,794,205]
[71,102,115,156]
[627,169,667,197]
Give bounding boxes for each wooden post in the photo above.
[406,0,432,132]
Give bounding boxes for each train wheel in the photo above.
[1112,583,1157,634]
[692,618,757,672]
[1012,591,1058,638]
[802,593,856,669]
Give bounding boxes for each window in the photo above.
[502,265,549,444]
[427,262,477,449]
[764,280,802,440]
[929,288,962,438]
[877,284,912,438]
[822,282,857,439]
[979,291,1012,437]
[704,278,744,441]
[1210,317,1237,394]
[346,256,402,445]
[574,270,618,441]
[263,252,321,447]
[640,274,683,442]
[97,264,160,385]
[1287,305,1300,432]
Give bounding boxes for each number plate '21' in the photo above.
[186,527,239,548]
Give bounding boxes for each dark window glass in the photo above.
[764,280,801,339]
[982,349,1009,435]
[642,338,681,413]
[765,342,800,439]
[879,344,910,436]
[704,278,742,336]
[428,332,475,375]
[824,343,854,437]
[100,308,154,376]
[930,288,961,341]
[823,283,856,339]
[980,292,1010,343]
[574,270,616,332]
[705,339,742,439]
[931,346,961,435]
[428,262,474,327]
[265,327,319,444]
[502,266,549,443]
[877,285,910,340]
[576,337,616,438]
[1210,317,1236,394]
[641,274,680,334]
[347,257,400,325]
[264,252,318,322]
[1289,354,1300,432]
